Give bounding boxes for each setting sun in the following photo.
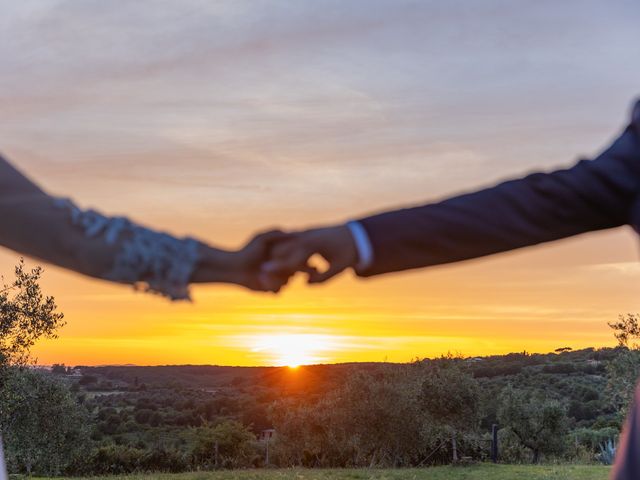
[249,334,337,367]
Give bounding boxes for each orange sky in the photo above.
[2,1,640,366]
[9,225,638,366]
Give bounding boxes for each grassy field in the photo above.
[40,464,611,480]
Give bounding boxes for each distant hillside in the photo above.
[61,346,622,433]
[73,347,615,392]
[38,346,626,472]
[73,362,385,396]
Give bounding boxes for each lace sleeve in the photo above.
[54,198,200,301]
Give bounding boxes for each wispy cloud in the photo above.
[584,262,640,276]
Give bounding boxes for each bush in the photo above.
[573,427,620,451]
[76,445,188,475]
[1,368,89,476]
[597,439,617,465]
[191,420,259,469]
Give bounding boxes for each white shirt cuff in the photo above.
[346,221,374,272]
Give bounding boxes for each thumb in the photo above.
[250,229,290,248]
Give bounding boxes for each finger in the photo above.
[300,264,319,276]
[307,262,346,284]
[262,247,311,275]
[270,238,300,259]
[258,272,289,293]
[251,229,292,248]
[239,267,286,292]
[260,260,317,285]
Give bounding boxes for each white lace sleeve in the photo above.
[54,198,200,301]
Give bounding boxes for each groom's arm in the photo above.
[263,100,640,282]
[353,100,640,276]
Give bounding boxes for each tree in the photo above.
[51,363,67,375]
[608,314,640,348]
[0,260,77,475]
[605,314,640,416]
[497,385,568,463]
[418,358,480,463]
[270,367,425,467]
[328,367,425,467]
[555,347,573,353]
[0,259,65,369]
[0,368,89,475]
[191,420,258,469]
[606,348,640,417]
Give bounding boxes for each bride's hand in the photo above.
[191,230,293,293]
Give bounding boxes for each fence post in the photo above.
[491,424,499,463]
[265,434,270,466]
[0,434,7,480]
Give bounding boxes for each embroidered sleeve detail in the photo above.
[54,198,200,301]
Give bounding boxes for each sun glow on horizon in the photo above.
[249,334,338,367]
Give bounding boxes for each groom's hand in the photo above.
[234,230,295,292]
[262,225,358,284]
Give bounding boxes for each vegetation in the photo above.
[2,345,629,475]
[497,385,568,463]
[0,259,64,368]
[43,345,625,474]
[1,259,639,476]
[420,359,480,462]
[1,368,89,475]
[606,314,640,415]
[0,260,83,475]
[39,464,611,480]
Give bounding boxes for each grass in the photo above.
[39,464,611,480]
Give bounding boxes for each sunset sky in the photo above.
[2,0,640,366]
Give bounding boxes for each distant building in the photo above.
[260,429,276,441]
[466,357,484,363]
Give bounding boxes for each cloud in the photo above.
[585,262,640,276]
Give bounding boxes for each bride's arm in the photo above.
[0,155,285,299]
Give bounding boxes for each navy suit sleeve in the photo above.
[357,101,640,277]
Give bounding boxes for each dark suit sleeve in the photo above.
[357,101,640,277]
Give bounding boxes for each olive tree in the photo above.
[418,358,480,463]
[0,259,85,475]
[1,368,89,475]
[497,385,568,463]
[606,314,640,416]
[0,259,65,369]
